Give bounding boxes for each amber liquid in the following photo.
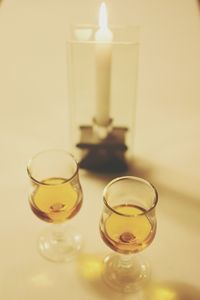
[30,177,82,223]
[100,204,156,254]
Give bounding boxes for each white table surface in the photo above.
[0,0,200,299]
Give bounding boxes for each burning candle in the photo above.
[95,2,113,127]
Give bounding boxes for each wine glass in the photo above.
[27,149,83,262]
[99,176,158,292]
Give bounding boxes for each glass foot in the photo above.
[102,253,150,293]
[37,225,83,262]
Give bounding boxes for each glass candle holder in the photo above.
[67,25,139,173]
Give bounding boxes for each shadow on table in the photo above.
[77,252,200,299]
[80,155,153,186]
[197,0,200,11]
[156,183,200,234]
[144,281,200,300]
[82,155,200,232]
[128,157,200,232]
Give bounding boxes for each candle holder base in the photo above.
[76,126,128,173]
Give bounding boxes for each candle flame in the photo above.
[99,2,108,30]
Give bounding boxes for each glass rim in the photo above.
[67,24,140,45]
[27,149,79,186]
[103,176,158,217]
[67,40,139,45]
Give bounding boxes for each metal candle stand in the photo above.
[76,118,128,172]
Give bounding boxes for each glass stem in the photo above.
[119,254,141,278]
[119,254,134,268]
[52,223,65,242]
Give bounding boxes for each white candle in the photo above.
[95,2,113,127]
